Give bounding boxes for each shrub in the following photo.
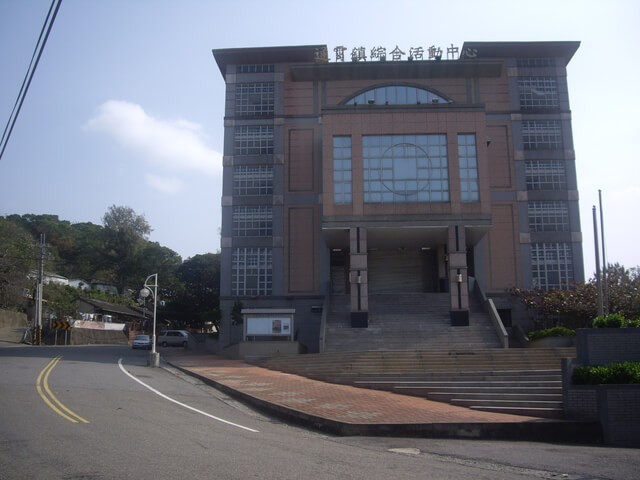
[592,313,639,328]
[528,326,575,341]
[592,313,625,328]
[573,362,640,385]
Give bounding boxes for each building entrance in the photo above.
[330,249,349,294]
[368,249,438,294]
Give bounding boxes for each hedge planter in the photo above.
[527,336,575,348]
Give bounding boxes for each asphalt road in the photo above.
[1,343,639,480]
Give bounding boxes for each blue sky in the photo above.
[1,0,638,278]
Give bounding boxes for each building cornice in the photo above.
[290,60,502,82]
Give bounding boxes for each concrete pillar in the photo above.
[448,225,469,326]
[349,227,368,327]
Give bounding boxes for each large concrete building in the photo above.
[212,41,583,356]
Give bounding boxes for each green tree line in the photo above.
[0,206,220,332]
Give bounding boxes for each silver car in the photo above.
[132,334,152,350]
[157,330,189,347]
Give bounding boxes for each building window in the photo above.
[235,125,274,155]
[235,83,274,117]
[363,135,449,203]
[531,243,574,290]
[333,136,352,204]
[517,58,555,68]
[518,77,558,110]
[522,120,562,150]
[236,64,275,74]
[525,160,566,190]
[233,205,273,237]
[232,248,272,296]
[344,85,450,106]
[458,134,479,202]
[528,201,569,232]
[233,165,274,196]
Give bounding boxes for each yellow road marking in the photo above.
[36,356,90,424]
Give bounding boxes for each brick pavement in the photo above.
[161,350,604,442]
[163,350,551,425]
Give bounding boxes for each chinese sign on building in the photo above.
[314,44,478,63]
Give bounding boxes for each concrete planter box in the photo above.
[566,384,640,447]
[596,385,640,447]
[575,328,640,365]
[563,329,640,447]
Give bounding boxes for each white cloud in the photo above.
[145,174,183,194]
[84,100,222,179]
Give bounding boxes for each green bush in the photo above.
[573,362,640,385]
[592,313,625,328]
[592,313,640,328]
[528,326,575,341]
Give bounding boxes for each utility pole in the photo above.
[599,190,608,314]
[592,206,604,318]
[34,234,46,345]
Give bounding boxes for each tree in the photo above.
[606,264,640,320]
[69,221,109,281]
[102,205,152,291]
[42,284,79,320]
[164,253,220,331]
[0,218,36,310]
[512,263,640,329]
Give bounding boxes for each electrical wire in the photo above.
[0,0,63,162]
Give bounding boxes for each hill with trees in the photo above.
[0,206,220,332]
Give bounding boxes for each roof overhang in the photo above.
[212,45,326,78]
[322,215,491,249]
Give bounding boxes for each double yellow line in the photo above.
[36,356,89,424]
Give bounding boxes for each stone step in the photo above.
[352,370,561,381]
[325,297,502,351]
[451,398,563,413]
[253,348,576,419]
[361,381,561,391]
[469,405,565,419]
[261,351,574,369]
[425,392,561,402]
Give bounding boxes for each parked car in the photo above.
[157,330,189,347]
[131,334,152,350]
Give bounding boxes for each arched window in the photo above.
[344,85,451,106]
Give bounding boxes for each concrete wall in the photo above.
[576,328,640,365]
[564,328,640,447]
[0,309,28,328]
[68,328,128,346]
[222,340,305,359]
[597,385,640,447]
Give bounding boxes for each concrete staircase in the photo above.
[324,293,502,352]
[252,348,576,419]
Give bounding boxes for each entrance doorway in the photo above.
[330,249,349,294]
[368,249,438,293]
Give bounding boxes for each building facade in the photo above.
[213,42,583,354]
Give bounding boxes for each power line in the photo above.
[0,0,63,162]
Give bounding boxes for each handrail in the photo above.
[318,282,330,353]
[474,277,509,348]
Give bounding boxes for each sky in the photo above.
[1,0,638,279]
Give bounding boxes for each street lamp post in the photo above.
[140,273,160,367]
